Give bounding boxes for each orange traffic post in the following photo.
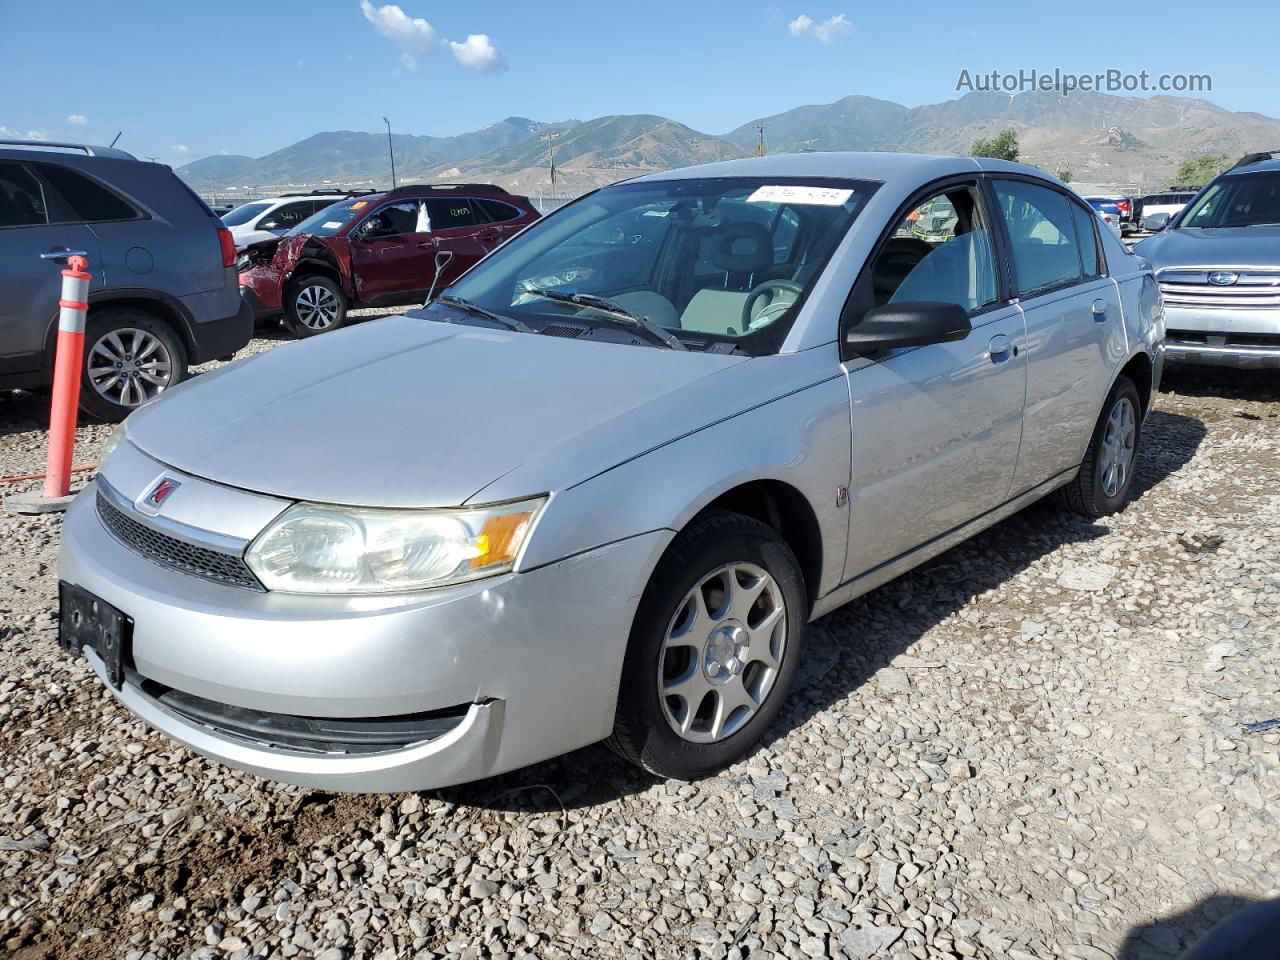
[3,256,91,515]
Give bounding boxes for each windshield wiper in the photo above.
[436,295,533,334]
[522,287,687,351]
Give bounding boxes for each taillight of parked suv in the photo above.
[217,227,236,268]
[1116,198,1132,217]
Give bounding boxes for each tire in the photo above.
[607,511,807,780]
[1055,375,1142,517]
[79,310,188,423]
[283,275,347,338]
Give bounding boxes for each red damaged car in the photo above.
[238,183,540,337]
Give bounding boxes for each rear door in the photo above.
[988,177,1125,493]
[0,159,100,374]
[424,197,490,288]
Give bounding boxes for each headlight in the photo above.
[99,421,129,464]
[245,497,546,594]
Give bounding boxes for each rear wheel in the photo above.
[607,511,806,780]
[283,275,347,337]
[1056,375,1142,517]
[80,310,187,422]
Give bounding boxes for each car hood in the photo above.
[1135,226,1280,269]
[124,315,748,508]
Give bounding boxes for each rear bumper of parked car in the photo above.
[1163,305,1280,369]
[59,485,668,792]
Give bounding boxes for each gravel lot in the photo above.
[1,328,1277,960]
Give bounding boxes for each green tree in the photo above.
[970,129,1020,162]
[1056,168,1073,183]
[1173,153,1230,188]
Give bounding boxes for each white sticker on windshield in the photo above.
[322,221,343,229]
[747,185,853,206]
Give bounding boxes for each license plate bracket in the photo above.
[59,582,131,690]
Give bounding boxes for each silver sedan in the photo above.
[58,153,1164,792]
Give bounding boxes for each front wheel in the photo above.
[607,511,806,780]
[283,275,347,337]
[1056,375,1142,517]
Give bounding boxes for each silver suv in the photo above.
[0,139,252,419]
[1135,152,1280,369]
[59,153,1163,792]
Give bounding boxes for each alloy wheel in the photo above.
[295,284,341,330]
[86,327,174,408]
[658,562,788,743]
[1100,396,1137,498]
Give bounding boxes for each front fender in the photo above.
[517,376,852,600]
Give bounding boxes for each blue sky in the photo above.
[2,0,1276,163]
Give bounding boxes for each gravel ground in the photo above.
[1,333,1277,960]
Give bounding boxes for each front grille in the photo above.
[1158,268,1280,309]
[133,672,470,755]
[96,491,263,590]
[1168,329,1280,349]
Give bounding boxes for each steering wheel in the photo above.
[742,279,804,330]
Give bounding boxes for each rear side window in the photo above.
[993,179,1084,296]
[264,201,316,229]
[474,198,524,223]
[425,197,477,230]
[1069,202,1103,278]
[0,161,49,227]
[36,162,138,222]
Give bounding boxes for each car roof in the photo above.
[0,138,136,161]
[1223,157,1280,176]
[625,151,1063,188]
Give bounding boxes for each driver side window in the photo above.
[871,186,998,313]
[361,201,422,238]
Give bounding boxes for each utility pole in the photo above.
[383,117,397,189]
[754,123,767,157]
[541,131,562,188]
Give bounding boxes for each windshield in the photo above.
[287,196,369,237]
[443,176,875,354]
[1178,173,1280,228]
[220,202,272,227]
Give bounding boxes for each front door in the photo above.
[842,181,1028,580]
[348,199,437,303]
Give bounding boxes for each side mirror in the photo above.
[844,301,972,354]
[1143,212,1170,232]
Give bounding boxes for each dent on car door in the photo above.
[0,159,101,369]
[842,181,1028,582]
[348,200,435,301]
[989,178,1125,495]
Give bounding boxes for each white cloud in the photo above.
[170,144,191,156]
[788,13,851,43]
[359,0,437,70]
[66,114,87,125]
[26,129,49,141]
[448,33,506,73]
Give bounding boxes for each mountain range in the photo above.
[177,91,1280,196]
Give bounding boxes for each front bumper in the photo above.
[1163,304,1280,369]
[59,485,670,792]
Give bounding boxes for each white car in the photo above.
[1138,191,1197,231]
[220,192,360,249]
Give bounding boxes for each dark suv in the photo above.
[0,139,252,420]
[237,183,540,337]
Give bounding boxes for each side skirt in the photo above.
[809,465,1079,621]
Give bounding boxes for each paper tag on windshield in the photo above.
[747,185,853,206]
[322,221,343,229]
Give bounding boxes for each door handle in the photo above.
[1092,298,1108,321]
[41,248,89,262]
[988,333,1012,361]
[477,232,501,244]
